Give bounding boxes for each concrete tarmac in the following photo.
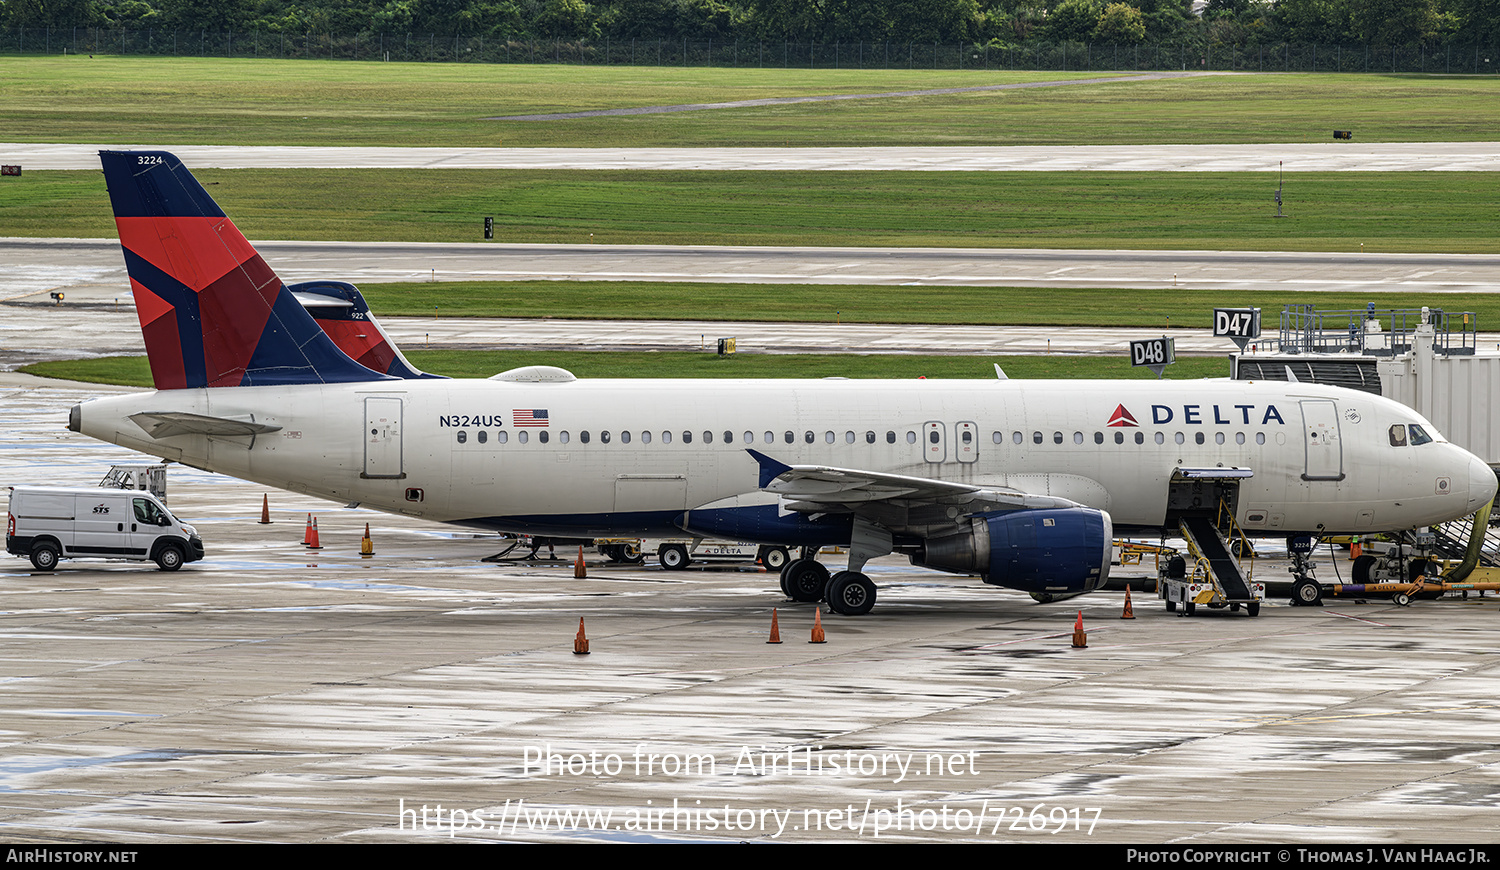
[2,374,1499,843]
[6,239,1500,302]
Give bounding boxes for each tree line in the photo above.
[4,0,1498,49]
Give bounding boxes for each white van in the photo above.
[5,487,204,571]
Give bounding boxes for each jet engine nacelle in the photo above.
[914,508,1113,595]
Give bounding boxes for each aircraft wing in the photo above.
[745,449,1080,515]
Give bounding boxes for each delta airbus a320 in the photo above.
[65,151,1498,614]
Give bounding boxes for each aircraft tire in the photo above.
[1292,578,1323,606]
[785,559,829,603]
[1352,554,1378,584]
[826,571,876,616]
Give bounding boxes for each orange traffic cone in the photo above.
[1121,585,1136,619]
[302,513,313,546]
[307,516,322,550]
[1071,611,1087,649]
[573,618,590,655]
[574,546,587,579]
[767,609,783,644]
[360,523,374,557]
[809,608,827,644]
[259,494,272,525]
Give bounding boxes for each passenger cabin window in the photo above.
[581,431,590,444]
[539,431,549,444]
[683,431,693,444]
[456,431,467,444]
[601,431,611,443]
[886,431,896,444]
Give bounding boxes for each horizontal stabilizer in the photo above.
[129,411,282,439]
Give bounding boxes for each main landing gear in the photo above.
[777,547,880,616]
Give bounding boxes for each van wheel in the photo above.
[155,545,184,572]
[29,542,59,572]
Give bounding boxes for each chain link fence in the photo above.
[4,28,1498,74]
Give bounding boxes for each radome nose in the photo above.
[1469,455,1498,510]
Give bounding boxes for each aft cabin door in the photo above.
[1300,399,1344,481]
[363,396,405,479]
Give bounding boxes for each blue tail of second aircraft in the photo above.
[100,150,396,390]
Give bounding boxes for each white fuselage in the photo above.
[74,377,1495,539]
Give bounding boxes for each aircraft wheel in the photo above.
[826,571,876,616]
[785,559,829,603]
[658,544,690,571]
[759,546,790,571]
[1292,578,1323,607]
[29,542,59,572]
[1352,554,1377,584]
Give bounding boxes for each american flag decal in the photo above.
[513,409,549,427]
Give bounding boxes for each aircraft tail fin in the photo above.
[292,281,445,380]
[100,150,394,390]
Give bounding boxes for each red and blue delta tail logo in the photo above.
[1106,404,1139,427]
[100,150,395,390]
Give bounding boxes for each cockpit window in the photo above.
[1389,424,1408,447]
[1408,424,1433,446]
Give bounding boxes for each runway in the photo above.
[6,239,1500,303]
[7,142,1500,171]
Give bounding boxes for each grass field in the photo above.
[353,282,1499,328]
[19,351,1230,388]
[4,57,1500,147]
[8,168,1499,252]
